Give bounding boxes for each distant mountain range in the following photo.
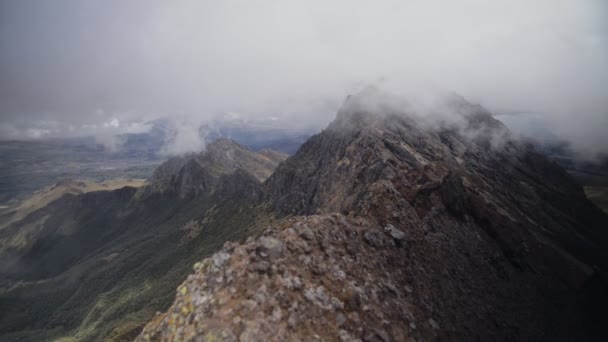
[0,120,313,204]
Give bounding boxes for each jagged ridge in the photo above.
[149,138,287,198]
[138,90,608,341]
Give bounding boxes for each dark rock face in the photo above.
[141,90,608,341]
[439,172,466,217]
[149,138,287,198]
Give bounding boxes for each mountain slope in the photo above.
[0,140,286,341]
[138,91,608,341]
[0,179,146,266]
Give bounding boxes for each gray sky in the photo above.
[1,0,607,157]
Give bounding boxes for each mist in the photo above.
[1,0,607,158]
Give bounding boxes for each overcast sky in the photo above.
[1,0,607,157]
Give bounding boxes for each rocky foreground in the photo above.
[137,214,441,341]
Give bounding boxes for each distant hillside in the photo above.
[0,121,310,204]
[0,140,286,341]
[0,138,161,204]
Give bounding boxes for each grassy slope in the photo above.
[0,188,274,341]
[0,179,146,231]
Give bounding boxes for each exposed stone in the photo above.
[363,328,391,342]
[288,311,299,328]
[248,261,270,274]
[300,228,315,241]
[384,224,406,241]
[212,252,231,268]
[364,230,390,248]
[336,313,347,326]
[259,236,284,259]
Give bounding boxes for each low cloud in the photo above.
[159,119,207,156]
[0,0,606,158]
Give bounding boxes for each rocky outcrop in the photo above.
[137,204,607,341]
[149,139,287,198]
[137,214,439,341]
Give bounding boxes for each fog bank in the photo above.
[1,0,606,158]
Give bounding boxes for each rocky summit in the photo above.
[148,138,287,198]
[135,90,608,341]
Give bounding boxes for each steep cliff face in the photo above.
[139,91,608,341]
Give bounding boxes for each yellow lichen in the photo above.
[193,262,202,271]
[179,286,188,296]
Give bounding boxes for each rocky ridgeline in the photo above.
[136,214,441,342]
[136,90,608,341]
[148,138,287,198]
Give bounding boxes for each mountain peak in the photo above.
[149,138,287,198]
[206,137,244,152]
[137,93,608,340]
[332,89,507,136]
[267,91,513,216]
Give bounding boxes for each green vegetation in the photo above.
[0,187,275,341]
[0,139,285,341]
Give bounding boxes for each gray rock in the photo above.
[336,313,347,326]
[300,228,315,241]
[304,286,331,309]
[213,252,231,268]
[440,172,466,217]
[248,261,270,273]
[283,274,303,290]
[363,328,390,342]
[311,259,328,275]
[345,239,360,255]
[429,318,440,330]
[288,311,299,328]
[239,322,262,342]
[339,330,354,341]
[259,236,284,259]
[384,224,406,241]
[364,230,389,248]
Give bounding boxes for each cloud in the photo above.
[103,118,120,129]
[159,118,207,156]
[0,0,607,158]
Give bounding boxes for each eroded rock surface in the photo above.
[137,214,441,341]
